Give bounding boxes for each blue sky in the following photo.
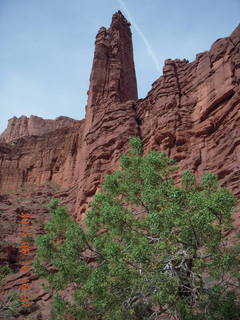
[0,0,239,133]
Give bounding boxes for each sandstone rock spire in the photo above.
[87,10,138,107]
[0,18,240,320]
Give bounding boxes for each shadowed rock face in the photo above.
[0,12,240,319]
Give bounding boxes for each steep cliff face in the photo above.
[0,115,83,198]
[137,24,240,200]
[75,22,240,221]
[0,120,85,196]
[0,12,240,319]
[0,11,139,214]
[0,115,80,143]
[72,10,140,219]
[87,10,138,107]
[0,14,239,218]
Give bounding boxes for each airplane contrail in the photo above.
[117,0,160,72]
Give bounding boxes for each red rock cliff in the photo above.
[0,115,79,143]
[70,10,140,219]
[75,20,240,221]
[0,11,240,320]
[0,14,239,219]
[137,25,240,201]
[87,10,138,106]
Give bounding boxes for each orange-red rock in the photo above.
[0,115,80,143]
[0,11,240,319]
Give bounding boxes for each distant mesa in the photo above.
[0,115,80,143]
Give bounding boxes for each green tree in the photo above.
[34,137,240,320]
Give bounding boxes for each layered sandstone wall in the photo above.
[137,24,240,198]
[74,23,240,220]
[0,115,80,143]
[0,121,85,195]
[0,12,240,320]
[87,10,138,107]
[73,11,140,219]
[0,16,239,221]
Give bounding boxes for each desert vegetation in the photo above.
[34,138,240,320]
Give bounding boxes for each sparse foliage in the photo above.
[0,265,12,282]
[0,291,21,319]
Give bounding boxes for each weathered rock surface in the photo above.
[0,115,80,143]
[0,121,85,198]
[87,10,138,107]
[0,11,240,319]
[75,21,240,222]
[75,11,139,219]
[137,25,240,203]
[0,185,59,319]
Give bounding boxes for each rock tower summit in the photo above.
[87,10,138,107]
